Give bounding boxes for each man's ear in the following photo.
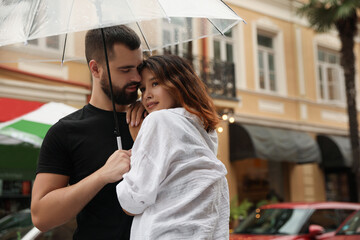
[89,60,101,78]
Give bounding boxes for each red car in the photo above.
[230,202,360,240]
[327,210,360,239]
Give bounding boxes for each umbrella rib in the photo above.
[207,18,225,36]
[123,0,153,51]
[219,0,246,24]
[61,0,76,64]
[136,22,151,52]
[25,0,42,41]
[61,34,68,65]
[220,0,242,19]
[156,0,171,22]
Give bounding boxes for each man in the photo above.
[31,25,144,239]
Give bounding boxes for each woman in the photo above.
[116,55,229,240]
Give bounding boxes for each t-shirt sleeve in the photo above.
[116,111,181,214]
[36,120,71,176]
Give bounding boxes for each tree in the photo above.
[298,0,360,200]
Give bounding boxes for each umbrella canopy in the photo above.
[0,0,244,149]
[0,0,244,62]
[0,102,77,180]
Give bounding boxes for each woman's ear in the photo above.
[89,60,101,78]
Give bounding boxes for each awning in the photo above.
[0,97,44,122]
[0,99,77,180]
[0,102,77,147]
[229,123,321,163]
[316,135,352,168]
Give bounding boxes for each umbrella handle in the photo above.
[117,136,122,150]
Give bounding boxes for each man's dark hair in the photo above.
[85,25,141,65]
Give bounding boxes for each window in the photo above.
[325,172,351,202]
[317,48,344,103]
[337,210,360,235]
[257,32,276,92]
[213,29,234,63]
[161,18,192,57]
[299,208,357,234]
[253,20,286,95]
[26,1,63,53]
[235,208,309,235]
[306,209,341,233]
[28,35,62,51]
[210,29,236,98]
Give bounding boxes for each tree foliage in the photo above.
[297,0,360,32]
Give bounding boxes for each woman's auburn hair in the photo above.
[138,55,220,132]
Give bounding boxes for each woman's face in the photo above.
[140,68,178,113]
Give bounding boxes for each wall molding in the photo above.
[0,78,90,107]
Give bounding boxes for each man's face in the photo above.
[100,43,143,105]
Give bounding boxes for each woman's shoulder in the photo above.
[145,108,185,122]
[141,108,188,133]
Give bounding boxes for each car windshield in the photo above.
[0,209,33,240]
[0,209,32,232]
[337,211,360,235]
[234,208,310,235]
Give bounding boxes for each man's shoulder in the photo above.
[49,105,88,133]
[61,105,87,121]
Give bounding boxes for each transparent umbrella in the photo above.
[0,0,244,61]
[0,0,244,148]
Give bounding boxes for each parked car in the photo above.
[328,210,360,240]
[0,208,76,240]
[230,202,360,240]
[0,209,32,239]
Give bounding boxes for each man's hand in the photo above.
[31,149,132,232]
[97,150,131,184]
[127,101,147,140]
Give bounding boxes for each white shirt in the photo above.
[116,108,229,240]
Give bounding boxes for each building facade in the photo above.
[213,0,360,205]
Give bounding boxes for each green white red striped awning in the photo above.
[0,98,45,122]
[0,98,77,180]
[0,101,77,147]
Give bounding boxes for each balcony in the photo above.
[183,54,237,100]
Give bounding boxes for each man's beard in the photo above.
[100,73,139,105]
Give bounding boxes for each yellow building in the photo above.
[0,32,91,108]
[213,0,360,204]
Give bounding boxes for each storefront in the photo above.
[317,135,358,202]
[228,122,323,204]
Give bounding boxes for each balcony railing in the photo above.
[183,54,236,100]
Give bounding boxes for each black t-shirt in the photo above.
[37,104,134,240]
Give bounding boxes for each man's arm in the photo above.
[31,149,131,232]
